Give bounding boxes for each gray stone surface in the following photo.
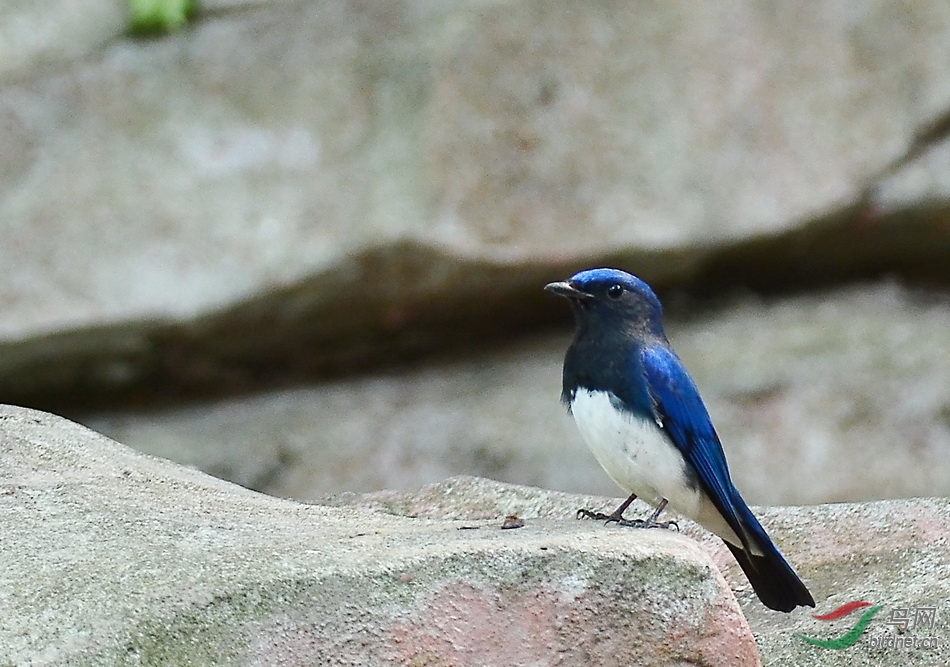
[0,406,760,666]
[85,282,950,506]
[331,477,950,667]
[875,134,950,211]
[0,1,125,84]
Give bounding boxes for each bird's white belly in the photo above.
[570,388,741,545]
[570,389,697,510]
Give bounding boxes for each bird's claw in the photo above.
[652,520,680,531]
[618,518,679,531]
[624,518,679,531]
[576,508,615,522]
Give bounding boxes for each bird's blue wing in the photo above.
[638,344,750,548]
[639,343,815,611]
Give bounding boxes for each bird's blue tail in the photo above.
[726,501,814,612]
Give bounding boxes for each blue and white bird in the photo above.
[546,268,814,613]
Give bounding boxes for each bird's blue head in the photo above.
[545,268,665,338]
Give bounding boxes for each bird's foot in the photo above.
[576,493,645,527]
[646,519,680,531]
[576,508,623,523]
[575,508,678,529]
[614,517,679,531]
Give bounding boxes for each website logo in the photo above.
[796,601,882,649]
[797,600,940,651]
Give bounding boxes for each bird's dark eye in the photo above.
[607,284,624,299]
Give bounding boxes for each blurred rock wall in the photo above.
[3,1,950,504]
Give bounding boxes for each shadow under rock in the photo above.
[4,201,950,415]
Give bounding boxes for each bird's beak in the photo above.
[544,281,594,300]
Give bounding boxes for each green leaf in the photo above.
[127,0,195,34]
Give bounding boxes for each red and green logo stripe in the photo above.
[796,601,883,650]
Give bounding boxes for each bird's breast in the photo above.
[569,388,702,516]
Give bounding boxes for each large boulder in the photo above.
[0,405,760,665]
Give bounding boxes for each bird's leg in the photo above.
[576,493,638,524]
